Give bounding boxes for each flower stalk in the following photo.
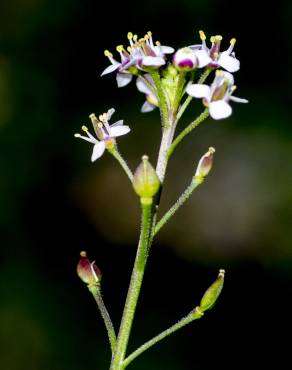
[123,307,204,368]
[108,145,133,182]
[167,108,209,158]
[88,285,117,354]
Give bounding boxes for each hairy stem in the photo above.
[154,177,204,236]
[176,68,212,123]
[173,72,186,114]
[108,145,133,182]
[89,286,117,354]
[150,70,169,128]
[110,201,153,370]
[167,108,209,158]
[123,308,203,367]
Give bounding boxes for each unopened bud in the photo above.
[77,251,102,288]
[173,47,198,71]
[199,269,225,312]
[195,147,215,180]
[132,155,160,203]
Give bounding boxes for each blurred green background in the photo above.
[1,0,292,369]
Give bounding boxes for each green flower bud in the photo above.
[199,269,225,312]
[194,147,215,181]
[132,155,160,203]
[77,251,102,289]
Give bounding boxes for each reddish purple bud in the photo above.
[195,147,215,180]
[77,251,102,287]
[173,47,198,71]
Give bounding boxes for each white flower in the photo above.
[186,70,248,120]
[74,108,130,161]
[101,32,174,87]
[190,31,240,73]
[173,47,211,71]
[136,74,159,112]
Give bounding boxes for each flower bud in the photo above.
[77,251,102,288]
[173,47,198,71]
[195,147,215,180]
[199,269,225,312]
[132,155,160,203]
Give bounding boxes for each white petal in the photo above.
[109,125,131,137]
[141,101,156,113]
[136,77,152,95]
[101,64,120,76]
[111,120,124,127]
[229,96,249,103]
[116,73,133,87]
[160,46,175,54]
[91,141,106,161]
[142,56,165,66]
[218,53,240,72]
[209,100,232,120]
[186,84,210,98]
[106,108,115,120]
[195,50,212,68]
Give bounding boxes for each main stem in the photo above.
[110,71,178,370]
[110,201,153,370]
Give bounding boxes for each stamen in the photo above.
[199,30,206,41]
[147,31,152,37]
[231,85,237,92]
[97,122,103,128]
[230,38,236,46]
[82,125,88,132]
[104,50,113,57]
[89,113,97,122]
[208,147,216,154]
[116,45,124,52]
[133,34,138,42]
[74,133,81,138]
[155,41,161,46]
[210,35,223,43]
[98,114,104,121]
[127,32,133,40]
[127,46,132,53]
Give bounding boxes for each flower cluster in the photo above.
[75,30,248,162]
[101,31,174,87]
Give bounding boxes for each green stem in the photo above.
[198,67,212,84]
[123,308,203,368]
[176,68,212,123]
[89,286,117,354]
[173,72,186,114]
[176,95,192,123]
[154,177,203,236]
[108,145,133,182]
[150,70,169,128]
[110,201,153,370]
[167,108,209,159]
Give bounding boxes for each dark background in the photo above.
[1,1,292,369]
